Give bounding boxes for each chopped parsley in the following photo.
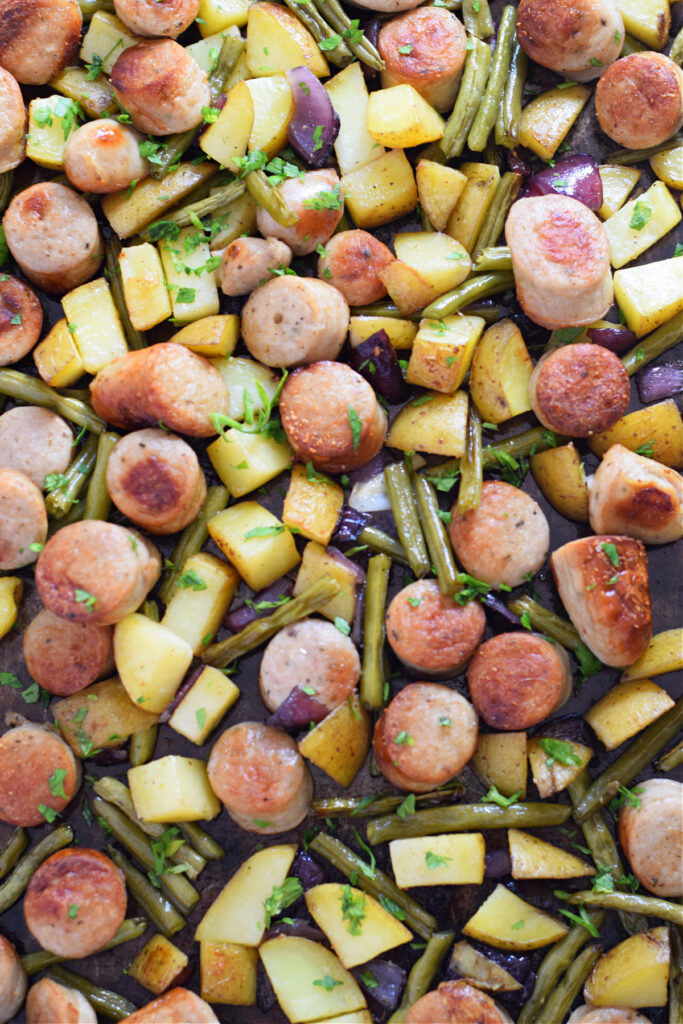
[481,785,520,807]
[398,43,413,53]
[348,405,362,452]
[629,201,652,232]
[263,877,303,928]
[176,568,207,590]
[340,885,366,935]
[243,524,285,540]
[48,769,68,800]
[396,793,416,819]
[74,589,97,612]
[313,976,342,990]
[302,184,343,211]
[425,850,452,869]
[538,737,582,768]
[600,542,620,568]
[333,616,351,635]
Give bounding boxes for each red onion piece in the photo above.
[291,851,327,889]
[326,545,367,587]
[267,686,329,731]
[587,325,637,353]
[263,918,326,943]
[286,66,339,168]
[353,960,407,1012]
[348,329,410,403]
[331,506,371,547]
[158,666,203,724]
[483,592,522,626]
[485,847,512,878]
[636,362,683,404]
[522,154,603,210]
[223,577,295,633]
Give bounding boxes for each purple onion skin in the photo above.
[353,959,406,1012]
[347,449,393,487]
[534,713,588,745]
[483,592,522,627]
[485,847,512,879]
[349,330,410,404]
[291,852,327,889]
[223,577,294,633]
[256,963,277,1014]
[587,325,637,353]
[522,154,603,210]
[286,67,339,167]
[361,19,381,80]
[267,686,329,731]
[331,506,371,547]
[263,918,326,943]
[158,666,203,724]
[636,362,683,404]
[473,945,533,984]
[90,746,129,766]
[507,149,533,177]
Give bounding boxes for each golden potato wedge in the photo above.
[197,0,249,35]
[348,316,418,350]
[518,85,590,161]
[530,443,589,522]
[527,739,593,799]
[604,180,682,269]
[615,0,669,49]
[588,400,683,468]
[598,165,641,219]
[119,243,171,332]
[53,678,159,757]
[650,145,683,190]
[406,314,485,392]
[584,927,670,1007]
[620,628,683,682]
[260,936,367,1023]
[208,503,300,591]
[33,318,85,388]
[207,429,293,499]
[386,389,468,456]
[305,883,411,969]
[114,614,193,714]
[447,163,500,252]
[102,162,217,239]
[200,80,253,173]
[463,884,568,950]
[161,552,239,655]
[416,159,467,232]
[292,541,361,625]
[471,732,527,799]
[246,3,329,78]
[298,693,370,788]
[585,678,675,749]
[393,232,471,295]
[128,755,220,823]
[170,315,239,358]
[366,84,444,148]
[325,62,385,177]
[282,462,345,546]
[613,256,683,337]
[168,666,240,745]
[448,942,522,994]
[200,942,257,1005]
[246,74,293,158]
[378,260,439,316]
[342,149,417,230]
[507,829,594,880]
[469,318,534,424]
[389,834,485,888]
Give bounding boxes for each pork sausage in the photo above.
[0,467,47,570]
[378,7,468,111]
[516,0,624,82]
[406,981,514,1024]
[0,721,81,826]
[373,683,478,792]
[207,722,313,833]
[588,444,683,544]
[106,428,206,534]
[24,848,126,958]
[529,344,630,437]
[3,182,103,294]
[23,608,114,696]
[0,274,43,366]
[256,169,344,256]
[0,66,26,172]
[280,361,387,473]
[0,935,27,1024]
[449,480,550,588]
[568,1008,654,1024]
[90,343,229,437]
[0,406,72,489]
[26,977,97,1024]
[0,0,81,84]
[317,230,394,306]
[551,534,652,667]
[241,276,349,367]
[64,119,149,194]
[111,40,210,135]
[596,52,683,149]
[35,521,161,626]
[259,618,360,713]
[122,989,218,1023]
[113,0,200,38]
[505,194,613,329]
[341,0,421,12]
[385,579,485,677]
[219,236,292,297]
[618,778,682,897]
[467,631,572,729]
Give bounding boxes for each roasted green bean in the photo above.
[108,846,185,938]
[621,32,646,55]
[245,170,298,227]
[474,246,513,272]
[506,594,581,650]
[141,180,246,241]
[158,484,229,603]
[45,435,98,518]
[309,0,384,69]
[178,822,225,861]
[0,825,73,914]
[461,300,504,323]
[384,463,430,577]
[606,135,682,165]
[311,784,464,818]
[441,36,492,158]
[468,6,516,150]
[388,931,455,1023]
[0,170,13,215]
[457,404,483,514]
[423,271,514,319]
[0,369,105,433]
[77,0,114,17]
[671,26,683,66]
[282,0,353,66]
[566,891,683,926]
[22,917,147,976]
[670,926,683,1024]
[472,173,523,256]
[621,314,683,376]
[426,426,563,484]
[358,525,410,566]
[496,38,527,148]
[658,738,683,772]
[462,0,494,37]
[104,233,146,350]
[360,553,392,711]
[367,802,572,844]
[414,475,460,594]
[48,966,136,1021]
[350,303,421,323]
[82,430,117,521]
[0,828,27,882]
[537,946,601,1024]
[129,724,159,767]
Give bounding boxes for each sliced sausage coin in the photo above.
[0,935,27,1024]
[26,977,97,1024]
[0,406,72,488]
[406,980,514,1024]
[219,237,292,297]
[317,230,394,306]
[113,0,200,38]
[596,52,683,149]
[63,119,148,194]
[256,169,344,256]
[378,7,468,111]
[0,274,43,366]
[588,444,683,544]
[23,608,114,697]
[529,344,630,438]
[618,778,682,897]
[0,66,26,172]
[0,467,47,570]
[111,40,211,135]
[122,988,218,1023]
[516,0,624,81]
[0,0,82,84]
[0,722,81,826]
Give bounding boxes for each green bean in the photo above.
[496,38,527,148]
[423,271,514,319]
[108,845,185,938]
[622,32,646,55]
[468,5,516,150]
[358,525,410,566]
[0,170,13,216]
[82,430,118,521]
[671,926,683,1024]
[462,0,494,37]
[457,404,483,514]
[22,917,147,976]
[621,314,683,375]
[142,599,158,621]
[309,0,385,70]
[461,300,505,323]
[517,911,605,1024]
[245,170,298,227]
[203,575,340,667]
[178,822,225,861]
[566,891,683,926]
[367,802,572,845]
[0,825,73,914]
[474,246,513,272]
[606,135,682,165]
[45,435,98,518]
[472,173,523,257]
[104,233,146,350]
[47,500,84,534]
[0,828,28,881]
[311,784,464,818]
[537,946,601,1024]
[657,738,683,772]
[573,698,683,823]
[388,931,455,1023]
[130,724,159,767]
[350,303,421,323]
[148,130,196,182]
[419,204,435,232]
[385,463,430,577]
[413,476,459,594]
[360,553,392,711]
[506,594,581,649]
[309,833,437,940]
[671,26,683,66]
[78,0,114,17]
[0,369,105,433]
[426,426,565,483]
[59,387,92,402]
[158,484,229,603]
[140,180,246,241]
[441,35,492,158]
[282,0,353,66]
[48,966,136,1021]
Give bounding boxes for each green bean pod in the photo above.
[473,246,513,272]
[536,946,601,1024]
[413,475,460,594]
[0,828,28,882]
[178,822,225,861]
[506,594,581,649]
[566,891,683,926]
[457,404,483,514]
[670,925,683,1024]
[45,435,98,518]
[462,0,494,37]
[309,0,385,69]
[497,38,527,148]
[158,484,229,603]
[246,170,298,227]
[0,170,13,216]
[282,0,353,66]
[606,135,682,165]
[472,173,523,257]
[657,738,683,772]
[367,801,572,844]
[141,180,246,241]
[22,917,147,976]
[0,825,73,914]
[468,5,516,150]
[0,369,105,433]
[103,233,146,350]
[461,300,504,323]
[360,553,392,711]
[77,0,114,18]
[129,724,159,767]
[108,845,185,938]
[423,271,514,320]
[388,931,455,1023]
[358,525,411,566]
[621,314,683,376]
[441,36,492,159]
[311,784,464,819]
[426,426,564,483]
[47,966,137,1021]
[384,463,430,577]
[350,303,422,322]
[82,430,118,521]
[671,26,683,65]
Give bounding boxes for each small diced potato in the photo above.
[348,316,418,350]
[469,317,533,424]
[129,934,189,995]
[186,29,237,73]
[282,462,344,546]
[342,149,417,230]
[598,165,641,219]
[615,0,669,49]
[245,74,293,158]
[584,927,670,1007]
[207,428,292,499]
[170,314,239,357]
[119,243,171,331]
[161,552,239,654]
[527,739,593,799]
[169,666,240,745]
[378,260,439,316]
[530,443,589,522]
[80,11,142,72]
[472,732,527,799]
[260,936,367,1023]
[650,145,683,190]
[613,257,683,337]
[448,942,522,994]
[197,0,249,35]
[293,541,360,625]
[158,227,220,325]
[389,834,485,888]
[305,883,412,969]
[62,278,128,374]
[386,389,468,457]
[585,678,675,749]
[102,162,218,239]
[416,159,467,232]
[298,693,370,787]
[33,318,85,387]
[50,66,117,119]
[406,314,485,393]
[366,84,444,148]
[325,62,385,176]
[128,755,221,823]
[393,232,471,294]
[588,400,683,468]
[508,829,594,880]
[604,180,682,269]
[114,614,193,714]
[620,628,683,683]
[519,85,590,161]
[463,884,568,950]
[211,355,281,422]
[447,163,500,252]
[53,678,159,757]
[245,2,329,78]
[200,942,257,1005]
[0,577,22,640]
[26,96,79,170]
[208,502,300,591]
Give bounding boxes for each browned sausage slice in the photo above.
[26,977,97,1024]
[568,1007,654,1024]
[23,608,114,696]
[111,40,210,135]
[0,0,82,84]
[0,66,26,172]
[588,444,683,544]
[0,722,81,826]
[317,230,394,306]
[64,120,148,194]
[122,989,218,1023]
[618,778,682,897]
[0,274,43,366]
[259,618,360,712]
[596,52,683,149]
[0,467,47,570]
[0,934,27,1024]
[516,0,624,81]
[406,980,513,1024]
[219,237,292,297]
[256,169,344,256]
[529,344,630,437]
[378,7,468,111]
[113,0,199,38]
[0,406,72,488]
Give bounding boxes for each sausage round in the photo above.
[24,848,127,958]
[588,443,683,544]
[0,406,72,489]
[121,989,219,1024]
[385,579,485,677]
[550,534,652,667]
[505,195,613,329]
[23,608,114,696]
[0,66,26,173]
[406,981,513,1024]
[90,343,229,437]
[3,182,103,294]
[596,52,683,149]
[281,361,387,473]
[378,7,468,111]
[0,274,43,366]
[256,169,344,256]
[111,39,210,135]
[64,119,148,194]
[207,722,312,833]
[0,935,27,1024]
[35,521,161,626]
[241,277,349,367]
[114,0,200,38]
[0,0,81,84]
[259,618,361,713]
[568,1007,654,1024]
[467,632,572,729]
[219,236,292,296]
[26,977,97,1024]
[529,344,630,437]
[449,480,550,588]
[317,230,394,306]
[0,722,81,826]
[516,0,624,82]
[373,683,478,792]
[618,778,682,897]
[106,428,206,535]
[0,467,47,570]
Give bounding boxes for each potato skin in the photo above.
[529,344,630,438]
[23,608,114,696]
[111,39,210,135]
[0,723,81,826]
[0,0,81,84]
[596,52,683,149]
[378,6,468,111]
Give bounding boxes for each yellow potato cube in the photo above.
[620,628,683,683]
[246,3,329,78]
[114,614,193,714]
[201,942,257,1005]
[416,159,467,232]
[325,62,385,176]
[208,503,300,591]
[604,180,682,269]
[161,551,239,653]
[585,678,675,749]
[158,227,219,325]
[598,165,641,219]
[585,927,670,1007]
[366,84,445,148]
[33,318,85,387]
[389,834,486,888]
[282,462,345,545]
[169,666,240,745]
[386,389,468,456]
[211,356,281,421]
[102,162,217,239]
[197,0,249,34]
[26,96,79,170]
[616,0,669,49]
[406,314,485,393]
[447,163,500,252]
[342,149,417,230]
[472,732,527,799]
[0,577,22,640]
[519,85,591,161]
[613,257,683,337]
[650,145,683,190]
[293,541,360,625]
[245,75,293,158]
[298,694,370,787]
[348,316,418,350]
[393,232,471,294]
[170,314,239,357]
[200,80,253,172]
[119,243,171,331]
[507,829,594,880]
[186,29,238,73]
[379,260,439,316]
[588,400,683,468]
[129,935,189,996]
[207,428,292,498]
[469,317,534,424]
[128,755,221,823]
[305,884,412,969]
[260,936,367,1023]
[62,278,128,374]
[53,678,159,757]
